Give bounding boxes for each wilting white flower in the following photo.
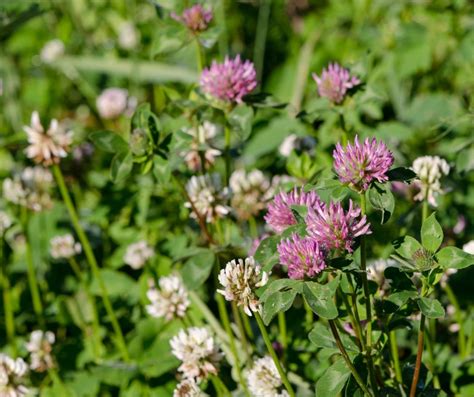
[247,356,289,397]
[118,22,140,50]
[182,122,221,172]
[412,156,450,207]
[0,211,12,236]
[217,256,268,316]
[367,258,396,296]
[24,111,73,166]
[3,167,54,212]
[173,379,207,397]
[146,275,190,321]
[185,174,230,223]
[123,241,154,269]
[230,169,270,220]
[26,330,55,372]
[50,234,82,259]
[170,327,222,382]
[96,88,129,119]
[463,240,474,255]
[40,39,65,63]
[0,353,29,397]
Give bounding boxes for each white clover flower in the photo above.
[279,134,299,157]
[123,241,154,269]
[118,22,140,50]
[146,275,190,321]
[50,234,82,259]
[170,327,222,382]
[25,330,55,373]
[0,211,12,236]
[185,174,230,223]
[412,156,450,207]
[217,256,268,316]
[367,258,396,296]
[463,240,474,255]
[173,379,207,397]
[182,122,221,172]
[3,167,54,212]
[247,356,289,397]
[96,88,129,119]
[0,354,29,397]
[40,39,65,63]
[24,111,73,166]
[230,169,271,220]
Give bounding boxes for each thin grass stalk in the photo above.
[231,302,250,359]
[253,0,271,86]
[389,330,402,384]
[1,239,17,354]
[444,282,466,358]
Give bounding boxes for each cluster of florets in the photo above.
[50,234,82,259]
[312,62,360,104]
[123,240,155,269]
[96,88,136,120]
[182,121,221,172]
[0,353,29,397]
[247,356,289,397]
[172,5,213,33]
[26,330,55,372]
[146,275,190,321]
[412,156,449,207]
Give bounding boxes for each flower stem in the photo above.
[211,374,231,397]
[0,239,17,354]
[339,287,364,351]
[278,311,288,353]
[410,314,426,397]
[254,311,295,397]
[231,302,250,359]
[52,165,129,362]
[194,37,204,73]
[224,124,231,186]
[444,282,466,358]
[389,330,402,383]
[329,320,374,397]
[253,0,271,86]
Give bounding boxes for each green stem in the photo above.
[1,239,17,354]
[389,330,402,383]
[231,302,250,359]
[211,374,231,397]
[425,324,440,388]
[248,216,258,238]
[253,0,271,86]
[304,298,313,330]
[242,312,254,339]
[329,320,374,397]
[444,282,466,358]
[339,287,363,351]
[194,37,203,73]
[254,311,295,397]
[52,165,129,362]
[346,274,366,351]
[422,201,429,224]
[278,311,288,353]
[224,124,231,186]
[216,0,228,56]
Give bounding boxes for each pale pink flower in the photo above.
[312,62,360,104]
[172,5,213,32]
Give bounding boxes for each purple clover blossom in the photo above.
[312,62,360,104]
[200,55,257,104]
[172,5,213,32]
[264,187,321,233]
[277,234,327,279]
[306,200,371,253]
[333,135,394,192]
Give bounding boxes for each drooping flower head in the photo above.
[96,88,131,119]
[200,55,257,104]
[25,330,55,372]
[146,275,190,321]
[182,121,221,172]
[0,353,29,396]
[312,62,360,104]
[306,200,371,253]
[217,257,268,316]
[123,240,154,269]
[412,156,449,207]
[24,111,73,166]
[185,174,230,223]
[173,378,207,397]
[172,5,213,32]
[333,136,394,192]
[50,234,82,259]
[264,187,321,233]
[247,356,289,397]
[277,234,326,279]
[170,327,222,382]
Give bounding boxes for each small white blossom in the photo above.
[50,234,82,259]
[217,257,268,316]
[26,330,55,372]
[230,169,270,220]
[96,88,129,119]
[367,259,396,296]
[463,240,474,255]
[173,379,207,397]
[170,327,222,382]
[279,135,299,157]
[0,353,29,397]
[123,241,154,269]
[412,156,450,207]
[247,356,289,397]
[185,174,230,223]
[40,39,65,63]
[24,111,73,166]
[182,122,221,172]
[118,22,140,50]
[146,275,190,321]
[0,211,12,236]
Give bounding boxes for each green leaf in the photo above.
[417,297,445,319]
[254,235,280,273]
[303,279,339,319]
[436,246,474,270]
[242,92,287,109]
[153,155,171,184]
[306,179,349,203]
[394,236,423,260]
[110,151,133,183]
[386,291,417,308]
[368,182,395,224]
[309,322,359,352]
[421,213,443,252]
[181,249,215,290]
[386,167,417,182]
[315,358,351,396]
[89,131,128,153]
[262,290,297,325]
[259,279,303,302]
[228,105,253,140]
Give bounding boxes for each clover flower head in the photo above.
[217,256,268,316]
[146,275,190,321]
[412,156,450,207]
[312,62,360,104]
[200,55,257,104]
[118,22,140,50]
[50,234,82,259]
[0,211,12,236]
[185,174,230,223]
[96,88,130,119]
[264,187,321,233]
[0,353,29,397]
[24,111,73,166]
[277,234,326,279]
[182,121,221,172]
[170,327,222,382]
[40,39,64,63]
[25,330,55,372]
[123,241,154,269]
[247,356,289,397]
[173,378,207,397]
[279,134,316,157]
[173,5,213,32]
[306,199,371,253]
[333,136,394,192]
